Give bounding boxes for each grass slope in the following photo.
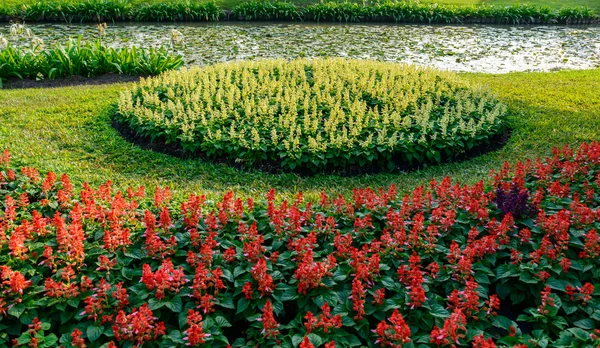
[0,68,599,201]
[2,0,599,11]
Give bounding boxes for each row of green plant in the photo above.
[0,0,222,22]
[0,0,597,23]
[0,37,183,87]
[234,0,598,23]
[115,58,508,172]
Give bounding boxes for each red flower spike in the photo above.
[472,334,496,348]
[260,300,279,339]
[71,328,87,348]
[374,308,411,347]
[251,258,274,297]
[184,309,210,346]
[299,336,314,348]
[113,304,165,345]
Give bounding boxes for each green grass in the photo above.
[1,68,599,202]
[2,0,599,11]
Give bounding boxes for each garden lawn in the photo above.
[0,68,599,202]
[2,0,599,11]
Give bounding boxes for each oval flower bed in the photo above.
[115,58,508,172]
[0,142,599,347]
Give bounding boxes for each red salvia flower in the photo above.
[251,258,274,297]
[373,288,386,306]
[223,247,237,263]
[304,303,342,334]
[537,286,555,315]
[184,309,210,346]
[71,328,87,348]
[578,283,594,305]
[472,335,496,348]
[484,294,500,316]
[260,300,279,339]
[444,309,467,345]
[113,304,165,345]
[1,265,32,296]
[580,229,600,259]
[374,308,411,347]
[141,259,187,300]
[299,336,314,348]
[351,278,366,320]
[294,250,336,295]
[242,282,253,300]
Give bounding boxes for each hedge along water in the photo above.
[2,23,598,74]
[0,0,597,24]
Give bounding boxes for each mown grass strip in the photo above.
[0,68,598,201]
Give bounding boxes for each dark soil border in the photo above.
[112,117,512,177]
[1,74,145,90]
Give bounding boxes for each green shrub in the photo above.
[0,37,184,84]
[116,58,507,172]
[233,0,303,20]
[18,0,132,22]
[1,0,597,23]
[303,1,597,24]
[135,1,222,22]
[305,1,367,22]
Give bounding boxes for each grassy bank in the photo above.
[0,68,599,201]
[0,0,597,23]
[2,0,599,11]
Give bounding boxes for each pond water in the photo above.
[2,22,599,73]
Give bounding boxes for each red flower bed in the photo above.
[0,143,599,348]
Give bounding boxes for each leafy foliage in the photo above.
[0,142,600,347]
[233,0,303,20]
[116,58,507,172]
[0,0,597,23]
[0,37,183,84]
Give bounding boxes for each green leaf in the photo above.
[551,316,568,330]
[219,296,235,309]
[20,309,38,325]
[222,269,234,283]
[510,290,526,304]
[546,278,567,291]
[233,265,246,278]
[473,272,490,284]
[568,327,590,341]
[429,303,450,319]
[492,316,513,330]
[562,303,578,315]
[165,296,183,312]
[280,287,298,302]
[8,304,25,318]
[573,318,594,330]
[215,316,232,328]
[43,333,58,347]
[167,330,185,344]
[291,334,303,347]
[307,333,323,347]
[519,272,538,284]
[148,298,164,310]
[87,325,104,342]
[554,331,574,347]
[236,297,250,315]
[496,283,510,300]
